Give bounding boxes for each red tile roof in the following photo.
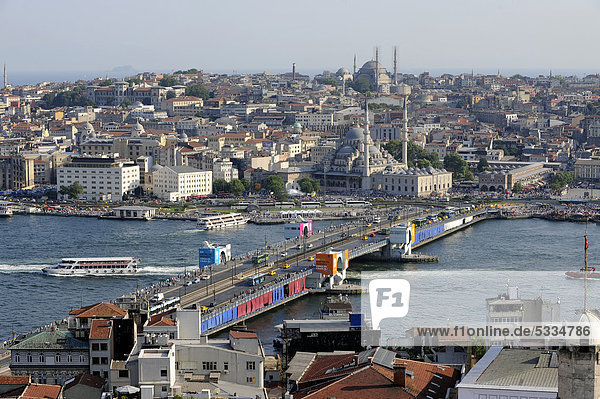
[147,314,175,327]
[69,302,127,319]
[89,319,112,339]
[0,376,29,385]
[20,384,62,399]
[301,359,460,399]
[299,353,357,384]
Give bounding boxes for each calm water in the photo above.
[1,215,598,348]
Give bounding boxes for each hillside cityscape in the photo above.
[4,1,600,398]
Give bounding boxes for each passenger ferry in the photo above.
[0,201,13,217]
[42,257,139,276]
[197,212,248,230]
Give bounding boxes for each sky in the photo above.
[2,0,600,83]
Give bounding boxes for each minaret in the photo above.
[292,63,296,81]
[362,100,371,191]
[398,84,412,166]
[375,47,380,91]
[3,63,6,89]
[353,54,357,75]
[393,46,398,85]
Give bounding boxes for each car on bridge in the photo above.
[269,271,276,276]
[192,278,201,284]
[308,256,314,261]
[184,281,193,286]
[281,252,288,257]
[283,264,290,269]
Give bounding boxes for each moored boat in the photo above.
[0,201,13,217]
[42,257,139,276]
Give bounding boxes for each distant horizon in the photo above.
[6,66,600,87]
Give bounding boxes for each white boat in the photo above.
[42,257,139,276]
[0,201,13,217]
[197,213,248,230]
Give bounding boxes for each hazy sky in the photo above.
[2,0,600,77]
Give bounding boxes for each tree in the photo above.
[444,153,470,180]
[166,90,176,100]
[213,179,229,193]
[241,178,251,192]
[262,175,288,200]
[59,182,84,199]
[98,79,113,87]
[297,177,320,193]
[551,171,575,191]
[185,83,210,100]
[512,182,524,193]
[383,140,443,168]
[314,77,338,87]
[416,158,431,168]
[122,193,129,201]
[127,78,142,86]
[159,76,179,87]
[350,77,373,93]
[228,179,245,196]
[121,98,133,108]
[105,97,115,106]
[477,157,490,172]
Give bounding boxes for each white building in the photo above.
[212,158,238,182]
[294,112,335,129]
[457,346,558,399]
[151,165,212,201]
[137,347,176,398]
[57,157,140,202]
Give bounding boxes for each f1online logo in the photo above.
[369,279,410,330]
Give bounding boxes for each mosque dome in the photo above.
[345,127,365,142]
[338,146,356,155]
[336,67,350,76]
[134,101,143,108]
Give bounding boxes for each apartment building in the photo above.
[56,157,140,202]
[151,165,212,201]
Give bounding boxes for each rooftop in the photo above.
[69,302,127,319]
[11,330,88,351]
[89,319,112,340]
[20,384,62,399]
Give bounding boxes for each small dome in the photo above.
[338,146,356,155]
[134,101,143,107]
[151,164,164,171]
[336,67,350,76]
[131,121,144,137]
[345,127,365,142]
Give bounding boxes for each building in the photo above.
[63,373,105,399]
[161,96,203,117]
[575,158,600,181]
[0,155,35,190]
[128,328,267,398]
[56,157,140,202]
[457,346,558,399]
[88,320,112,382]
[151,165,212,201]
[479,162,550,192]
[371,166,453,197]
[9,329,89,386]
[212,158,238,182]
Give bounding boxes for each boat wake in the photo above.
[0,264,50,274]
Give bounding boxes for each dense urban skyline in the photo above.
[3,0,600,83]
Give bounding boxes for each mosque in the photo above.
[313,108,453,197]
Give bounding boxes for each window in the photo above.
[202,361,217,371]
[39,354,45,362]
[223,362,229,371]
[246,361,255,370]
[100,357,108,365]
[161,386,167,392]
[55,353,60,363]
[92,343,99,351]
[100,343,108,351]
[246,377,256,383]
[92,357,100,365]
[15,354,20,363]
[67,354,72,362]
[27,353,32,363]
[118,370,129,378]
[80,355,85,363]
[160,369,168,377]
